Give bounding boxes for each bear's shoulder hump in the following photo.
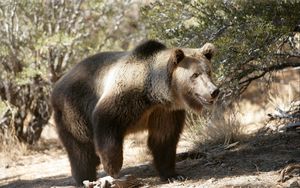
[132,40,167,59]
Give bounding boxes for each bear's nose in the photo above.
[211,88,220,99]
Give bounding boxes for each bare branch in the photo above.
[238,61,300,91]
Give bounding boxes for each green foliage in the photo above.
[0,0,142,84]
[142,0,300,98]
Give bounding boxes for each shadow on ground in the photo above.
[0,175,74,188]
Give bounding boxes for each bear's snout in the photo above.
[210,88,220,99]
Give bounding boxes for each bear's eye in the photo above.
[191,73,200,78]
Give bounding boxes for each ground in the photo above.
[0,128,299,188]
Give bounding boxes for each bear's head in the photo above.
[170,43,219,112]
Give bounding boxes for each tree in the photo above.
[142,0,300,102]
[0,0,143,144]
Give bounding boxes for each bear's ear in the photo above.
[173,49,185,65]
[199,43,216,60]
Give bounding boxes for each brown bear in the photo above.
[51,40,219,185]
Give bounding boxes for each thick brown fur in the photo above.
[51,40,219,185]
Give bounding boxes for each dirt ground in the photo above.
[0,128,299,188]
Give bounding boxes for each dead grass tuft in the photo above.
[265,84,300,132]
[268,84,298,113]
[0,101,30,165]
[184,105,245,147]
[0,129,29,166]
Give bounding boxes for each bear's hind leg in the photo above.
[54,112,100,185]
[68,138,100,185]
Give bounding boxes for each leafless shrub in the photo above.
[266,85,300,133]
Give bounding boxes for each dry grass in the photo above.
[0,129,29,166]
[267,69,300,117]
[265,83,300,132]
[0,124,62,168]
[0,101,31,166]
[124,132,152,165]
[184,105,245,147]
[268,84,299,114]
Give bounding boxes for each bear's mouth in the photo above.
[195,93,214,106]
